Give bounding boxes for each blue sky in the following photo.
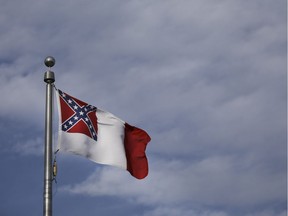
[0,0,286,216]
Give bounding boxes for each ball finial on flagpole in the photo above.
[44,56,55,84]
[44,56,56,68]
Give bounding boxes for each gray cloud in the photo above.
[60,161,285,216]
[61,156,285,206]
[0,0,286,215]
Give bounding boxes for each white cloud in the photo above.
[12,131,59,156]
[13,136,43,156]
[60,155,286,209]
[140,206,228,216]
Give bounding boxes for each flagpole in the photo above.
[43,56,55,216]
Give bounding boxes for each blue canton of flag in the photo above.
[58,89,98,141]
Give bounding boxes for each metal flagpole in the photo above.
[43,56,56,216]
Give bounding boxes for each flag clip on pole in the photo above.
[43,56,55,216]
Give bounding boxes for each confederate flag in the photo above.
[56,89,151,179]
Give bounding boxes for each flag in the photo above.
[56,89,151,179]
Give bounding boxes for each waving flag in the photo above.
[56,89,151,179]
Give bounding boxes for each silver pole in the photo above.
[43,56,55,216]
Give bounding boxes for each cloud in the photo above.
[0,0,285,124]
[11,131,59,156]
[245,210,287,216]
[0,0,286,216]
[60,155,286,212]
[140,206,228,216]
[13,136,43,156]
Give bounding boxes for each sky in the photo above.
[0,0,286,216]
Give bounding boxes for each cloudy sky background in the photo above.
[0,0,286,216]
